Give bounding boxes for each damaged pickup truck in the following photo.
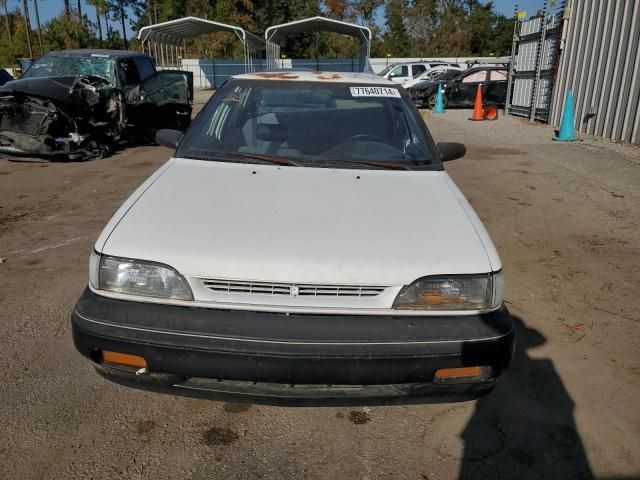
[0,49,193,161]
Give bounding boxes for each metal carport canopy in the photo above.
[138,16,264,48]
[265,16,371,43]
[264,16,371,71]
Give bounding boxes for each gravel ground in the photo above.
[0,96,639,480]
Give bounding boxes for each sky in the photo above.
[492,0,548,17]
[5,0,549,40]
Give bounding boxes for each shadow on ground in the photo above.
[459,315,596,479]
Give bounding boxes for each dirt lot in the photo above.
[1,95,639,479]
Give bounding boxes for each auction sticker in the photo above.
[350,86,401,98]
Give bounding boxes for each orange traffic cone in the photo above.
[469,84,485,121]
[484,105,499,120]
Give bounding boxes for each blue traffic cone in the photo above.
[553,90,576,141]
[434,82,445,113]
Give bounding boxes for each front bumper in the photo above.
[408,90,428,107]
[72,288,515,406]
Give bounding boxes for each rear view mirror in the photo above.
[155,129,183,150]
[438,142,466,162]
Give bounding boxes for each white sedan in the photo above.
[71,70,514,405]
[403,66,463,89]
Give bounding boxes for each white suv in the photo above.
[72,70,514,406]
[380,61,461,84]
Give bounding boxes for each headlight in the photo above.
[393,273,503,310]
[94,254,193,300]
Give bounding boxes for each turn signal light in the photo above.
[434,366,482,380]
[102,350,147,368]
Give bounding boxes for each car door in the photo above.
[403,64,428,87]
[411,64,426,78]
[126,70,194,132]
[387,65,409,83]
[484,69,509,105]
[448,69,489,107]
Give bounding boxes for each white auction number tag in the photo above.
[350,87,401,98]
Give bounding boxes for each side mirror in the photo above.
[155,129,183,150]
[438,142,466,162]
[127,85,142,104]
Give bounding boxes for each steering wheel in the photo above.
[342,134,386,144]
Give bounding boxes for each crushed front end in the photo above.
[0,75,122,161]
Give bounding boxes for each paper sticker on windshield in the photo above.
[350,87,401,98]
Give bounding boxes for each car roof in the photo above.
[233,70,397,85]
[394,61,430,66]
[465,65,508,71]
[42,49,150,59]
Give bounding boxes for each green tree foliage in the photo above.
[44,13,97,50]
[396,0,514,57]
[0,10,25,66]
[383,0,410,56]
[407,0,437,57]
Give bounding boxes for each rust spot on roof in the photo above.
[317,73,342,80]
[252,72,299,80]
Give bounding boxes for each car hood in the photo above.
[98,158,499,285]
[411,80,439,91]
[0,75,113,107]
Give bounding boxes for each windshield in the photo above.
[428,70,447,80]
[177,79,440,170]
[378,65,395,76]
[22,54,117,84]
[437,70,462,81]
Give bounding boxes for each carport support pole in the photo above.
[212,58,217,89]
[505,3,519,115]
[315,31,319,71]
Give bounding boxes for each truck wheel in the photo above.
[428,93,448,109]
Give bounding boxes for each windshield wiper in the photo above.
[346,160,412,170]
[186,151,411,170]
[207,151,302,166]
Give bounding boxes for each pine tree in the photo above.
[383,0,410,57]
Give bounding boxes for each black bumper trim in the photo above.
[94,363,496,406]
[72,288,515,398]
[74,309,510,347]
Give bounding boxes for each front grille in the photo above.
[201,278,386,298]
